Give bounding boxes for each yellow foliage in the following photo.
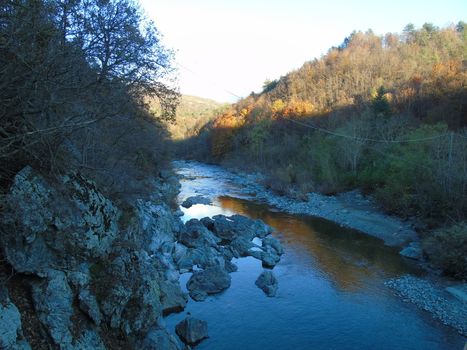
[271,99,286,114]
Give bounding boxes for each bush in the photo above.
[423,222,467,279]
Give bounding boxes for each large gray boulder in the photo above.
[160,280,188,316]
[175,317,208,346]
[98,250,163,335]
[179,219,221,249]
[247,235,284,268]
[175,245,224,272]
[208,214,272,242]
[139,328,182,350]
[260,236,284,268]
[255,271,279,297]
[229,236,257,258]
[186,266,231,301]
[136,200,184,253]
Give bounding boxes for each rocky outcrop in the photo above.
[175,317,208,346]
[0,165,284,348]
[0,286,30,349]
[181,195,212,208]
[2,167,120,275]
[0,167,185,349]
[31,269,75,347]
[255,271,278,297]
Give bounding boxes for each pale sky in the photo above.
[141,0,466,102]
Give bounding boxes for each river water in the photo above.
[165,161,465,350]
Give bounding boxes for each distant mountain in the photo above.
[168,95,227,140]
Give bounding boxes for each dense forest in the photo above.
[178,23,467,278]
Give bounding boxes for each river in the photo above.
[165,161,465,350]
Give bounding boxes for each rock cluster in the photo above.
[0,166,284,348]
[0,167,186,349]
[172,214,283,302]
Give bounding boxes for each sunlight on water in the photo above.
[167,161,466,350]
[180,203,235,223]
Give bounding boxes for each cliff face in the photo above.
[0,166,186,349]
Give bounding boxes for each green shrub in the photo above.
[423,222,467,279]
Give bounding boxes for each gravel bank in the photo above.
[174,160,417,247]
[385,275,467,337]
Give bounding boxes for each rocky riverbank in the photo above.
[174,160,417,247]
[385,276,467,337]
[174,160,467,341]
[0,165,283,349]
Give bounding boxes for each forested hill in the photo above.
[155,95,227,140]
[179,23,467,278]
[227,23,466,129]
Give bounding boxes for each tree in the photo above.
[0,0,179,186]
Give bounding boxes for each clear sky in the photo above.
[140,0,466,102]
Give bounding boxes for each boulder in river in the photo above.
[255,270,279,297]
[180,219,221,248]
[139,328,182,350]
[186,266,231,301]
[209,214,272,242]
[399,242,423,260]
[181,195,212,208]
[175,317,208,346]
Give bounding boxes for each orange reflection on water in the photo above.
[217,196,420,292]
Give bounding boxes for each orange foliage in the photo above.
[283,100,314,117]
[211,110,246,158]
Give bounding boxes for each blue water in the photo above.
[165,161,466,350]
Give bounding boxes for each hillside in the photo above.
[150,95,227,140]
[179,23,467,279]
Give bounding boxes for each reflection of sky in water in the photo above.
[169,161,466,350]
[180,203,236,223]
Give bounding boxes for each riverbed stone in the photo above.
[229,236,257,258]
[182,195,212,208]
[445,284,467,304]
[186,266,231,301]
[175,317,208,346]
[263,236,284,256]
[210,214,272,242]
[399,242,423,260]
[255,270,279,297]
